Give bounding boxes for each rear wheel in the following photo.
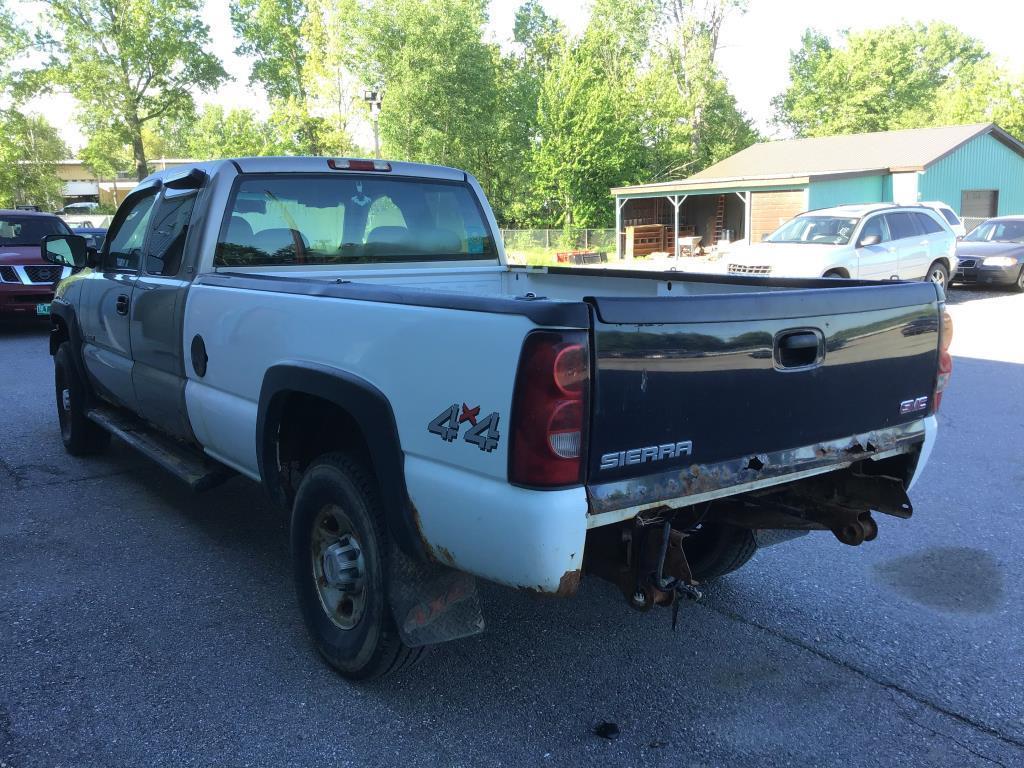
[291,452,422,679]
[926,261,949,290]
[54,342,110,456]
[683,522,758,582]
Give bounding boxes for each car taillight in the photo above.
[934,308,953,411]
[509,331,590,488]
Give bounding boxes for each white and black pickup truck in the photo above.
[41,157,952,679]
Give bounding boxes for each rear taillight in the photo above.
[509,331,590,488]
[934,308,953,411]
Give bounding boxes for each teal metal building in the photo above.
[611,123,1024,256]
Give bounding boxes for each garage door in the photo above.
[750,190,805,242]
[961,190,998,219]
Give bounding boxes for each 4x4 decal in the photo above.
[428,402,500,452]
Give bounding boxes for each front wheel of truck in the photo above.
[290,452,422,680]
[683,522,758,582]
[54,342,110,456]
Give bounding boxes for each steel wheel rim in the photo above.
[55,371,71,440]
[311,503,367,631]
[930,267,946,288]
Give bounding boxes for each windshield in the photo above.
[215,174,497,267]
[766,216,860,245]
[963,220,1024,243]
[0,216,71,246]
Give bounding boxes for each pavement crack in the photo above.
[705,603,1024,754]
[1,468,135,493]
[895,700,1008,768]
[0,456,26,491]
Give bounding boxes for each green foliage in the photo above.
[359,0,497,164]
[39,0,227,179]
[0,112,68,209]
[771,23,1019,138]
[230,0,360,154]
[530,0,756,227]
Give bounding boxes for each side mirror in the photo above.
[760,233,770,241]
[858,234,881,247]
[40,234,88,271]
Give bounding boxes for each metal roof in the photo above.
[612,123,1024,197]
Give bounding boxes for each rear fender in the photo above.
[256,363,425,560]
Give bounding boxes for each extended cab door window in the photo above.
[105,192,158,272]
[145,191,197,276]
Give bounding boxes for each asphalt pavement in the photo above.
[1,284,1022,768]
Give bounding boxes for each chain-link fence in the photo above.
[961,217,986,233]
[500,229,616,254]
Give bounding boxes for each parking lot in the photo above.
[1,286,1022,768]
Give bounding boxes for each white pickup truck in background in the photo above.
[41,157,950,679]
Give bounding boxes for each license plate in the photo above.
[36,303,51,316]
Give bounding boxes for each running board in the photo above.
[86,407,233,492]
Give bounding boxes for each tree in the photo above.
[80,126,133,207]
[531,0,655,228]
[773,23,991,137]
[0,1,67,209]
[352,0,518,217]
[0,112,68,209]
[39,0,227,180]
[648,0,756,177]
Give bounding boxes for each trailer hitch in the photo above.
[629,518,703,629]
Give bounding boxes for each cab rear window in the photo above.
[215,175,497,266]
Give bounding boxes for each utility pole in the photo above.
[362,88,383,159]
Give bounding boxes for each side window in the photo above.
[858,215,889,244]
[145,192,197,275]
[939,208,960,226]
[914,212,943,235]
[885,212,920,241]
[105,192,158,272]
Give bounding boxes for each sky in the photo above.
[23,0,1024,153]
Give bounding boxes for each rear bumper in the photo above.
[586,419,932,528]
[404,455,588,595]
[403,418,937,594]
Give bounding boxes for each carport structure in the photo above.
[610,176,812,259]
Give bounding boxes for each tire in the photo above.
[54,342,110,456]
[1013,266,1024,293]
[683,522,758,582]
[290,452,422,680]
[926,261,949,290]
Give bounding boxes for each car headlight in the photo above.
[982,256,1018,267]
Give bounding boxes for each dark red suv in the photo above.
[0,210,74,318]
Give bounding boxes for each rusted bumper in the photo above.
[585,420,928,528]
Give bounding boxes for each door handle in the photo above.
[115,294,130,315]
[775,329,823,369]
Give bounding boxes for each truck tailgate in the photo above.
[586,282,940,505]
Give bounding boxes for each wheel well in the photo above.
[272,392,372,503]
[49,316,70,356]
[823,267,849,278]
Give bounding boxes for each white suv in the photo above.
[728,204,958,288]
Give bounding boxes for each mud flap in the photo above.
[388,544,485,647]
